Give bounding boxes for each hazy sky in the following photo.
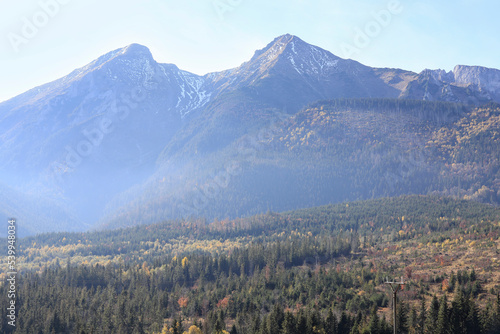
[0,0,498,103]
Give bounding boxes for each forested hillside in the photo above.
[1,195,499,333]
[100,100,500,230]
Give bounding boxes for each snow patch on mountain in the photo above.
[159,64,212,117]
[284,39,340,76]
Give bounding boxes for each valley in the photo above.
[1,195,499,333]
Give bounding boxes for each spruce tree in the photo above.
[408,306,417,333]
[380,315,391,334]
[283,312,298,334]
[367,305,380,334]
[396,300,408,334]
[338,312,351,334]
[425,296,439,334]
[465,299,481,334]
[450,287,466,334]
[325,308,338,334]
[436,295,449,334]
[215,312,226,334]
[416,298,426,334]
[269,304,285,333]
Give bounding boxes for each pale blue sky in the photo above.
[0,0,498,103]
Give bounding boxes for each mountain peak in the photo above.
[246,33,341,78]
[251,34,306,61]
[68,43,154,79]
[271,33,302,45]
[119,43,153,58]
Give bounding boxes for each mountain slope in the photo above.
[1,34,500,234]
[98,99,500,230]
[0,43,211,229]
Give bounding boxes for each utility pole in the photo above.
[385,276,405,334]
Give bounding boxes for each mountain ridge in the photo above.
[1,34,500,234]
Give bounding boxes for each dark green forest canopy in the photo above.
[15,195,500,252]
[1,195,500,333]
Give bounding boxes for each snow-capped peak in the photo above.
[246,34,341,76]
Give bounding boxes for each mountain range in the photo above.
[1,34,500,235]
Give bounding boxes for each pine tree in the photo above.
[269,304,285,334]
[425,296,439,334]
[296,310,308,334]
[408,306,417,333]
[416,298,426,334]
[380,315,391,334]
[215,312,226,334]
[436,295,449,334]
[308,309,322,333]
[259,316,270,334]
[469,268,477,282]
[450,287,467,334]
[396,300,408,334]
[251,314,261,334]
[283,312,297,334]
[367,305,380,334]
[465,299,481,334]
[325,308,338,334]
[493,293,500,333]
[338,312,351,334]
[449,271,456,292]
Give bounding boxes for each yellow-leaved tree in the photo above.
[183,325,202,334]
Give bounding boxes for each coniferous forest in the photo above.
[1,195,500,333]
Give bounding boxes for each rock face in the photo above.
[399,65,500,104]
[1,34,499,234]
[453,65,500,100]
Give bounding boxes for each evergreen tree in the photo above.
[465,299,481,334]
[408,306,417,334]
[269,304,285,334]
[436,295,449,334]
[449,271,456,293]
[296,309,309,334]
[396,300,408,334]
[367,305,380,334]
[325,308,338,334]
[425,296,439,334]
[492,293,500,333]
[215,312,226,334]
[450,287,467,334]
[416,298,426,334]
[379,316,391,334]
[308,309,322,333]
[469,268,477,282]
[338,312,351,334]
[259,316,270,334]
[251,314,261,334]
[283,312,298,334]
